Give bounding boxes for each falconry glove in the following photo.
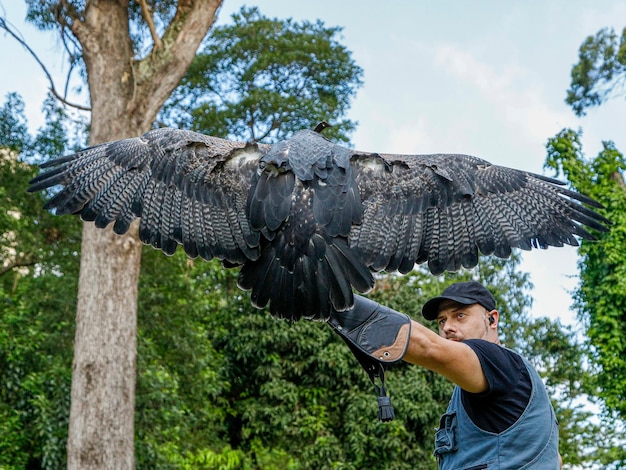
[328,295,411,421]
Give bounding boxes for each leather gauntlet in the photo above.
[328,295,411,421]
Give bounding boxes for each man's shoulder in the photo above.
[462,339,526,369]
[463,338,512,354]
[459,340,533,433]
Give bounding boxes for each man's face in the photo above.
[436,300,493,342]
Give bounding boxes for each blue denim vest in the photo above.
[434,350,559,469]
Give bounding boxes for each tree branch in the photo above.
[611,171,626,190]
[138,0,163,50]
[128,0,223,123]
[0,17,91,112]
[0,255,36,277]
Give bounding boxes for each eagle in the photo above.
[28,123,609,320]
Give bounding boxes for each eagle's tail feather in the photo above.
[238,235,374,320]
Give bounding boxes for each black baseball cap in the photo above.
[422,281,496,320]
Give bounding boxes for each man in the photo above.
[329,280,561,469]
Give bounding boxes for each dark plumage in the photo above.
[28,125,610,320]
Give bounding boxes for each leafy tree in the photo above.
[161,6,363,143]
[1,94,81,469]
[4,2,363,465]
[566,26,626,116]
[547,25,626,467]
[546,129,626,419]
[545,129,626,467]
[0,92,31,155]
[19,2,224,466]
[0,93,82,280]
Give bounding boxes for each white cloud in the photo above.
[432,43,574,148]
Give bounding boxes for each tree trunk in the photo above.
[68,224,142,468]
[64,1,223,468]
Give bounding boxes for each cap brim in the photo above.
[422,295,480,320]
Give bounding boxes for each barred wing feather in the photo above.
[350,151,608,276]
[29,126,610,320]
[28,128,264,264]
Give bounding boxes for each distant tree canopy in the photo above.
[546,128,626,422]
[161,6,363,143]
[0,93,81,469]
[566,26,626,116]
[549,25,626,435]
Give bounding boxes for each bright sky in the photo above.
[1,1,625,327]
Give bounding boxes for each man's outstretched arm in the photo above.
[330,295,488,393]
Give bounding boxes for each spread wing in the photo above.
[349,152,609,276]
[28,127,270,265]
[28,127,610,320]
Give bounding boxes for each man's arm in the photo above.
[403,320,488,393]
[328,295,488,394]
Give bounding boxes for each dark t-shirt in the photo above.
[460,339,532,434]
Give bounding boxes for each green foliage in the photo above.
[566,26,626,116]
[548,25,626,465]
[134,250,231,467]
[161,7,363,143]
[134,249,617,469]
[0,93,31,154]
[32,95,88,162]
[0,96,81,469]
[134,248,449,469]
[546,128,626,422]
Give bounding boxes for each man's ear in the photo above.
[488,310,499,327]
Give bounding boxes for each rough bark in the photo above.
[63,1,223,468]
[68,223,142,468]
